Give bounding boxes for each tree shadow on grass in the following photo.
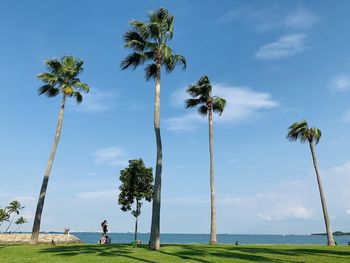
[159,244,301,263]
[39,244,157,263]
[233,246,350,259]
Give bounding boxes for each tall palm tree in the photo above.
[120,7,186,250]
[287,119,335,246]
[30,56,90,243]
[185,75,226,245]
[5,200,24,233]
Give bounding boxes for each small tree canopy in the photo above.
[118,159,153,218]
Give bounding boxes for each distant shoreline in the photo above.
[311,231,350,236]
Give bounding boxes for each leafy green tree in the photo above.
[185,75,226,245]
[287,119,335,246]
[0,208,10,230]
[5,200,24,233]
[30,56,90,243]
[118,159,153,244]
[120,7,186,250]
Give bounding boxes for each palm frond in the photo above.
[74,81,90,93]
[130,20,149,39]
[120,52,145,70]
[145,63,158,80]
[73,92,83,104]
[212,97,226,116]
[149,22,160,40]
[38,85,59,97]
[186,85,202,97]
[123,31,146,51]
[164,53,186,72]
[311,127,322,144]
[166,15,174,39]
[185,98,201,108]
[198,105,208,116]
[45,59,62,75]
[37,72,58,85]
[287,119,309,143]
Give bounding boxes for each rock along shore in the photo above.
[0,234,81,244]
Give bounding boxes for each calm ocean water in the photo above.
[72,232,350,245]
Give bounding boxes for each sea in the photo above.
[72,232,350,245]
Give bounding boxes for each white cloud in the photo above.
[76,189,117,200]
[255,34,307,60]
[332,161,350,173]
[331,75,350,92]
[70,88,116,113]
[94,147,128,166]
[166,84,278,132]
[285,8,318,29]
[346,209,350,215]
[219,6,318,32]
[259,205,313,221]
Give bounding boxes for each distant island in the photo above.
[311,231,350,236]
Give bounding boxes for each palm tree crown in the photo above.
[287,119,321,145]
[120,7,186,78]
[6,201,23,215]
[38,56,90,103]
[185,75,226,115]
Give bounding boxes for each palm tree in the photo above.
[5,200,24,233]
[0,208,10,230]
[120,7,186,250]
[14,216,27,233]
[30,56,90,244]
[287,119,335,246]
[185,75,226,245]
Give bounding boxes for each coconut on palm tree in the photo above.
[30,56,90,243]
[5,200,24,233]
[287,119,335,246]
[185,75,226,245]
[120,7,186,250]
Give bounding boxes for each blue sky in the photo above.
[1,0,350,235]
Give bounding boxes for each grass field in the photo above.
[1,244,350,262]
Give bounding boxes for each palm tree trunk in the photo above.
[5,213,16,233]
[309,142,335,246]
[208,109,217,245]
[149,63,162,251]
[30,94,66,244]
[134,199,139,243]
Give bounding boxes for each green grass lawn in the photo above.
[0,244,349,262]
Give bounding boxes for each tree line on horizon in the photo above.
[25,7,336,249]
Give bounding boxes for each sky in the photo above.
[1,0,350,235]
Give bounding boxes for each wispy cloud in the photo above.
[330,75,350,92]
[255,34,307,60]
[76,189,117,200]
[219,6,318,32]
[166,84,279,132]
[70,88,116,113]
[285,8,319,29]
[93,147,128,166]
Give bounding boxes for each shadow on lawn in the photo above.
[39,244,350,263]
[232,246,350,259]
[40,244,157,263]
[160,244,303,263]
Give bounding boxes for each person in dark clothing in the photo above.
[101,220,108,234]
